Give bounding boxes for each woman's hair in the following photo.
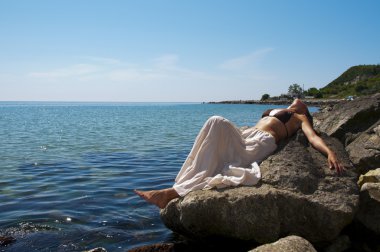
[289,99,314,126]
[305,109,313,126]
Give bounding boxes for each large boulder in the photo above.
[313,93,380,145]
[160,132,359,244]
[346,121,380,173]
[357,168,380,188]
[355,169,380,235]
[249,235,317,252]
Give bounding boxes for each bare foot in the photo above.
[134,188,179,209]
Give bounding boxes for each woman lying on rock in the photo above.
[135,99,344,209]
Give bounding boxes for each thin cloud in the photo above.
[152,54,179,69]
[109,68,167,82]
[29,64,100,79]
[84,56,121,65]
[220,48,274,70]
[108,54,222,82]
[27,53,234,84]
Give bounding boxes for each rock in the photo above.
[160,131,359,244]
[85,248,107,252]
[127,243,175,252]
[324,235,351,252]
[356,193,380,235]
[358,168,380,202]
[0,236,16,246]
[357,168,380,188]
[346,122,380,173]
[248,235,317,252]
[356,177,380,235]
[313,93,380,145]
[361,182,380,202]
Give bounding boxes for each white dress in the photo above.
[173,116,277,196]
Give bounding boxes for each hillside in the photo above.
[320,65,380,98]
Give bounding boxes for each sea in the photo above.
[0,102,317,251]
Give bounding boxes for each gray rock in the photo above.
[248,235,317,252]
[85,248,107,252]
[160,132,359,244]
[313,93,380,145]
[127,243,174,252]
[324,235,351,252]
[361,182,380,202]
[356,186,380,235]
[356,181,380,235]
[357,168,380,188]
[346,121,380,173]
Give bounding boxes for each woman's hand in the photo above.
[328,152,344,174]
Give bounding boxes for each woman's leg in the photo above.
[173,116,244,195]
[134,116,241,208]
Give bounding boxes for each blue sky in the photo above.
[1,0,379,102]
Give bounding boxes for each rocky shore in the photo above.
[129,93,380,252]
[209,98,342,107]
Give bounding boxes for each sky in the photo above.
[1,0,379,102]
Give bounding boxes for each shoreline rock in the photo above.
[209,98,342,107]
[249,235,317,252]
[160,131,359,244]
[356,169,380,235]
[313,93,380,145]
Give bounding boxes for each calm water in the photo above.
[0,102,311,251]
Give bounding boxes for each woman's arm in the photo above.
[295,114,344,174]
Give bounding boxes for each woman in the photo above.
[135,99,344,209]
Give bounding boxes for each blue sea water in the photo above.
[0,102,315,251]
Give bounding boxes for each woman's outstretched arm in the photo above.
[296,114,344,174]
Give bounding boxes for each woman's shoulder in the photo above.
[262,108,273,117]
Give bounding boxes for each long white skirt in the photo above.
[173,116,277,196]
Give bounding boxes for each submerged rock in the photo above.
[0,236,16,246]
[85,248,107,252]
[160,131,359,244]
[249,235,317,252]
[127,243,175,252]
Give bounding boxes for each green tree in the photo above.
[261,94,270,101]
[288,83,303,97]
[315,92,323,98]
[305,87,323,98]
[306,87,319,96]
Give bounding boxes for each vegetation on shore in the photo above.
[320,64,380,98]
[212,64,380,104]
[289,64,380,99]
[277,65,380,100]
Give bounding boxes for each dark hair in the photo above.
[306,110,313,126]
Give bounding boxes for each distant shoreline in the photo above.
[208,98,342,107]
